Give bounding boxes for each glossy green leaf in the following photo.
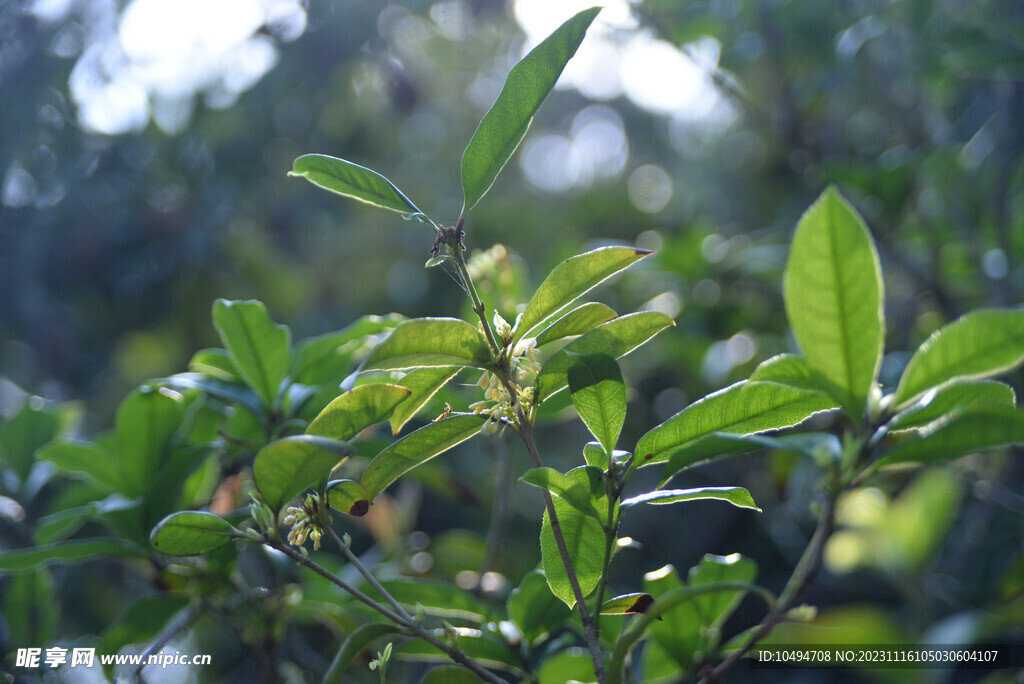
[150,511,239,555]
[38,440,126,494]
[0,538,144,573]
[212,299,292,407]
[643,565,700,670]
[289,154,420,215]
[878,407,1024,467]
[361,414,486,501]
[35,494,137,545]
[568,352,626,455]
[400,627,522,672]
[600,592,656,616]
[292,314,403,380]
[688,553,757,630]
[620,487,760,513]
[541,466,608,608]
[306,383,410,440]
[507,569,572,643]
[660,433,843,483]
[521,467,599,518]
[536,312,674,402]
[517,246,651,343]
[323,623,402,684]
[390,366,462,434]
[163,372,263,420]
[325,479,369,516]
[636,381,834,470]
[536,302,618,346]
[461,7,601,214]
[749,354,826,394]
[254,435,355,512]
[887,380,1016,432]
[783,187,884,418]
[894,309,1024,407]
[115,387,185,497]
[361,318,492,371]
[582,441,631,471]
[187,347,239,381]
[0,400,62,481]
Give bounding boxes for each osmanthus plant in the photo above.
[2,6,1023,684]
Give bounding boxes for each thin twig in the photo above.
[131,599,204,681]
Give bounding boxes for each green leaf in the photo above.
[325,479,370,516]
[254,435,355,512]
[688,553,757,630]
[5,570,56,646]
[878,407,1024,467]
[35,494,137,545]
[541,466,609,608]
[38,440,126,494]
[390,366,462,434]
[620,487,760,513]
[212,299,292,407]
[461,7,601,214]
[292,314,403,381]
[163,372,263,420]
[783,187,884,418]
[399,627,521,672]
[0,538,144,573]
[538,653,596,684]
[323,623,403,684]
[582,441,631,471]
[507,569,572,643]
[887,380,1016,432]
[361,318,492,371]
[374,579,492,622]
[306,383,410,441]
[425,256,450,268]
[521,467,599,518]
[361,414,486,501]
[0,400,62,482]
[600,592,656,616]
[101,595,191,664]
[517,246,651,343]
[568,352,626,455]
[636,381,834,470]
[289,154,420,215]
[643,565,700,670]
[894,309,1024,407]
[150,511,239,555]
[188,347,239,381]
[536,312,674,402]
[115,387,186,497]
[536,302,618,347]
[749,354,827,394]
[423,666,485,684]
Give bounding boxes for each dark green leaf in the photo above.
[361,415,486,501]
[212,299,292,407]
[507,569,572,643]
[887,380,1016,432]
[35,494,137,545]
[38,439,126,494]
[540,466,609,608]
[390,366,462,434]
[536,312,674,402]
[0,400,62,482]
[254,435,354,512]
[783,187,884,418]
[636,381,834,470]
[600,592,656,616]
[115,387,186,497]
[568,352,626,455]
[517,246,650,343]
[461,7,601,213]
[101,595,191,661]
[361,318,492,371]
[323,623,403,684]
[878,407,1024,467]
[894,309,1024,407]
[306,383,410,440]
[163,372,263,420]
[521,467,599,518]
[621,487,760,513]
[4,570,56,646]
[289,154,420,215]
[536,302,618,346]
[688,553,757,630]
[423,666,485,684]
[150,511,239,555]
[0,538,145,573]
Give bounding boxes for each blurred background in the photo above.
[1,0,1023,679]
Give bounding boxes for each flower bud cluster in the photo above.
[283,494,324,551]
[471,312,542,435]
